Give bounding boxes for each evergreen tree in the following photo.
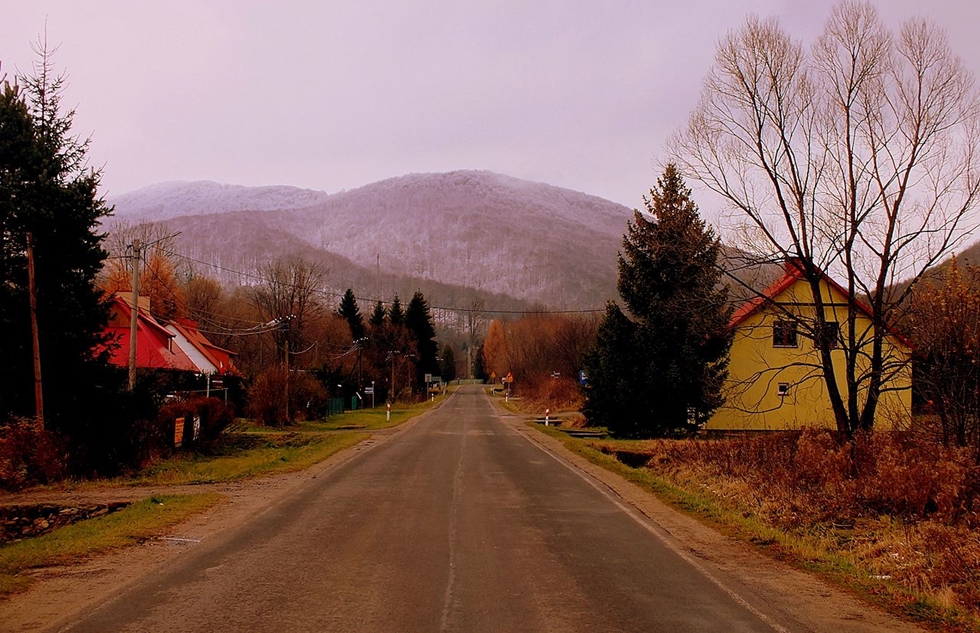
[337,288,365,341]
[581,303,648,437]
[406,290,438,391]
[0,54,113,431]
[583,164,732,436]
[388,294,404,327]
[368,300,386,327]
[440,344,457,382]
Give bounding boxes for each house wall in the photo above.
[708,278,912,431]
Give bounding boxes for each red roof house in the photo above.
[99,295,198,372]
[164,318,240,376]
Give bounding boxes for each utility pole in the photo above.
[284,336,290,426]
[128,239,141,391]
[26,232,43,428]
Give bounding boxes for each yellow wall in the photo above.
[708,278,912,431]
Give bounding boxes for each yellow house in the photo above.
[708,260,912,431]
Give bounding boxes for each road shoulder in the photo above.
[0,401,446,632]
[491,401,926,633]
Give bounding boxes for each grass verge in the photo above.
[529,423,980,633]
[124,396,446,486]
[0,493,222,597]
[126,432,368,486]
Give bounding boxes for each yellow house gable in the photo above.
[708,265,912,431]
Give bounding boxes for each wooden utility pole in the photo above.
[283,337,290,426]
[128,239,141,391]
[26,232,44,428]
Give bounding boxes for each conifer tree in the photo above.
[337,288,365,342]
[388,295,404,327]
[406,290,438,391]
[0,51,113,431]
[583,164,732,436]
[368,300,386,328]
[440,344,457,382]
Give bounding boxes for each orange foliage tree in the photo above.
[482,319,509,379]
[910,261,980,453]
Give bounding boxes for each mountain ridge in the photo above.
[108,170,634,310]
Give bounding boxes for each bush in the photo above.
[158,396,236,450]
[247,367,327,426]
[0,417,66,490]
[598,429,980,528]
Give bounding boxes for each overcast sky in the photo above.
[3,1,980,212]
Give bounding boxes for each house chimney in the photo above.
[115,292,151,313]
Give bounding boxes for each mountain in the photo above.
[108,171,634,311]
[109,181,332,222]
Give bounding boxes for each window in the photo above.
[773,320,798,347]
[815,321,840,349]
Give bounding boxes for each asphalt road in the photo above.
[59,386,786,633]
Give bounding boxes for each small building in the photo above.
[708,260,912,430]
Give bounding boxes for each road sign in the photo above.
[424,373,432,383]
[505,372,514,384]
[364,387,374,395]
[174,417,185,448]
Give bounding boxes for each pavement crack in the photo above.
[439,429,466,632]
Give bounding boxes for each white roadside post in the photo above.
[545,408,550,426]
[386,402,391,424]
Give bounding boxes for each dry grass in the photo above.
[508,377,584,414]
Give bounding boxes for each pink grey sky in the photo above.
[3,1,980,209]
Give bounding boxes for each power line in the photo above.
[158,247,605,316]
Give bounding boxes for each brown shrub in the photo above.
[158,396,235,450]
[247,367,327,426]
[0,418,66,490]
[511,377,584,414]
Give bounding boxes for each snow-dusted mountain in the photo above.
[109,181,332,222]
[109,171,633,310]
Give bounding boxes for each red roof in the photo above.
[98,297,199,372]
[167,318,240,376]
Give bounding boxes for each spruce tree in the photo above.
[368,300,386,328]
[388,295,404,327]
[581,303,647,436]
[440,344,457,382]
[406,291,438,391]
[337,288,365,341]
[0,54,113,431]
[583,164,732,436]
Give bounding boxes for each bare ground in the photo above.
[0,403,926,633]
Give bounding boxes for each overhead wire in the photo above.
[155,246,606,316]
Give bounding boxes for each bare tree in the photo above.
[248,257,327,368]
[670,1,980,435]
